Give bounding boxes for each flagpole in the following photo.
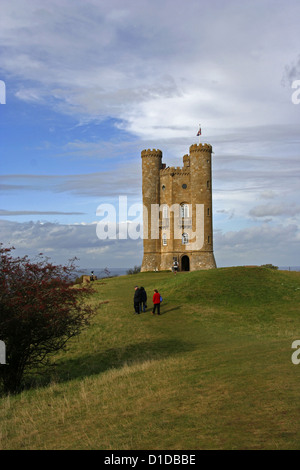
[197,124,201,144]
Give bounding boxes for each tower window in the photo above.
[180,204,189,218]
[207,208,210,216]
[162,234,167,246]
[162,205,168,219]
[182,233,189,245]
[207,180,210,189]
[182,184,187,189]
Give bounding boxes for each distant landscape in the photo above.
[75,266,300,280]
[279,267,300,272]
[74,267,129,279]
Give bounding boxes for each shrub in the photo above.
[74,275,84,284]
[0,246,95,394]
[126,265,141,275]
[261,264,278,270]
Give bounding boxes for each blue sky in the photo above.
[1,0,300,269]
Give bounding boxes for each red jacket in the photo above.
[153,292,161,304]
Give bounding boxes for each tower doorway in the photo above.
[181,255,190,272]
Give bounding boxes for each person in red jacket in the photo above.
[152,289,161,315]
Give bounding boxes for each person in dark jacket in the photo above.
[134,286,141,314]
[139,286,147,312]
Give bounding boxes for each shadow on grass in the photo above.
[159,305,182,315]
[143,304,182,315]
[36,338,195,388]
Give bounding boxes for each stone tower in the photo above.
[141,143,217,272]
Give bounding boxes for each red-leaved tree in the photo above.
[0,245,95,394]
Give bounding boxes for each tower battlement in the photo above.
[189,143,212,153]
[141,149,163,158]
[160,166,190,176]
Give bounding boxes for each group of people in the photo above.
[134,286,162,315]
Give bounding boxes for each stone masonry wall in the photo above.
[141,143,216,271]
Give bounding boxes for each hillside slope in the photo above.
[1,267,300,450]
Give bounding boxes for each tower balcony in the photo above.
[178,217,192,228]
[159,219,170,229]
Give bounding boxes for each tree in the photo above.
[260,264,278,270]
[103,267,111,277]
[126,265,141,275]
[0,246,95,394]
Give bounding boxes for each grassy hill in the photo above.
[1,266,300,450]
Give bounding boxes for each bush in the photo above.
[74,275,84,284]
[0,246,95,394]
[261,264,278,270]
[126,265,141,275]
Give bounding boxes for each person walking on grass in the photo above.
[139,286,147,312]
[152,289,161,315]
[134,286,141,314]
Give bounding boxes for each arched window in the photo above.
[162,205,168,219]
[182,232,189,245]
[180,204,189,218]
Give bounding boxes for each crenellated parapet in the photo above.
[160,166,190,176]
[183,154,190,167]
[141,149,163,158]
[189,143,212,154]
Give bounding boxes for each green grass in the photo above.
[1,266,300,449]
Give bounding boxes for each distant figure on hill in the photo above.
[90,271,95,281]
[172,260,178,274]
[139,286,147,312]
[134,286,141,314]
[152,289,161,315]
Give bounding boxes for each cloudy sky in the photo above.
[0,0,300,269]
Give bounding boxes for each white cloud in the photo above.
[2,0,300,138]
[0,219,143,267]
[0,209,85,216]
[0,216,298,270]
[0,164,142,199]
[259,191,277,200]
[249,204,300,218]
[1,0,299,267]
[214,223,300,267]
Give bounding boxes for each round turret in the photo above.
[189,142,214,258]
[141,149,163,271]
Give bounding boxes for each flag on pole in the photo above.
[197,125,201,144]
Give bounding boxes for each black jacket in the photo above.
[134,288,141,303]
[139,287,147,302]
